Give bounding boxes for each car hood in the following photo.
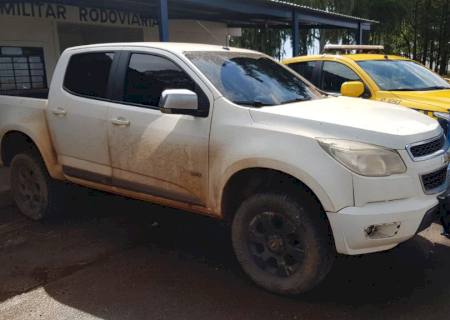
[391,89,450,112]
[249,96,441,149]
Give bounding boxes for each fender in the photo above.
[215,157,335,215]
[0,122,64,180]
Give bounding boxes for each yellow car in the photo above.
[283,45,450,133]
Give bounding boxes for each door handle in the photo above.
[51,107,67,116]
[111,117,130,127]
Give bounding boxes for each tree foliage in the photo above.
[232,0,450,74]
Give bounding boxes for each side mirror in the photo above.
[159,89,198,114]
[341,81,365,98]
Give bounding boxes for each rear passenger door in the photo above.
[107,50,212,206]
[47,51,117,180]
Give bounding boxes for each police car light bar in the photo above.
[323,44,384,54]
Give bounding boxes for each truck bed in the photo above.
[0,95,50,167]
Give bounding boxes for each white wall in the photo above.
[0,15,60,85]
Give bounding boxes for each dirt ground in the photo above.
[1,182,450,320]
[0,168,10,208]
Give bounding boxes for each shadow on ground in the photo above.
[1,185,450,319]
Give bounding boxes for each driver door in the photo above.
[107,51,212,206]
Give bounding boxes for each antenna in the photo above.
[226,34,231,47]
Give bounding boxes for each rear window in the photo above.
[63,52,114,99]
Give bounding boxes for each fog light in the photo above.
[364,222,401,239]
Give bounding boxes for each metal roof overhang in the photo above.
[32,0,376,30]
[8,0,376,54]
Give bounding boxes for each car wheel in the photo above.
[10,152,60,220]
[232,192,335,295]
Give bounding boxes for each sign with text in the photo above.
[0,2,156,28]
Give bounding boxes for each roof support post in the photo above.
[158,0,169,42]
[356,22,363,44]
[292,10,300,57]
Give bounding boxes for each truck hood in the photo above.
[249,96,441,149]
[390,89,450,112]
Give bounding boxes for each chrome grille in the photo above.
[421,167,447,193]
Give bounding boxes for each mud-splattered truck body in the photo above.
[0,43,447,294]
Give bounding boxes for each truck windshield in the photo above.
[358,60,450,91]
[185,51,319,107]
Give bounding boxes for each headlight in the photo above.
[317,138,406,177]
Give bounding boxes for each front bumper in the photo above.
[327,196,440,255]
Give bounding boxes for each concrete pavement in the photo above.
[1,183,450,320]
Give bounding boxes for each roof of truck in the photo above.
[64,42,259,55]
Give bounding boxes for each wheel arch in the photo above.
[218,162,334,223]
[0,127,63,180]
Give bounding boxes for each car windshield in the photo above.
[185,51,319,107]
[358,60,450,91]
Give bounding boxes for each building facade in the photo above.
[0,1,240,98]
[0,0,375,99]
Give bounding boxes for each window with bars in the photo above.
[0,47,48,98]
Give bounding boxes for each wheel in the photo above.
[10,152,59,220]
[231,192,335,295]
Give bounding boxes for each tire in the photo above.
[231,192,335,295]
[10,152,60,220]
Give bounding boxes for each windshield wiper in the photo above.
[418,86,450,91]
[280,97,311,105]
[233,101,274,108]
[390,86,450,91]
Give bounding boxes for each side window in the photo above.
[321,61,361,93]
[289,61,320,86]
[123,53,195,107]
[64,52,115,99]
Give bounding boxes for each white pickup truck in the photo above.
[0,43,448,295]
